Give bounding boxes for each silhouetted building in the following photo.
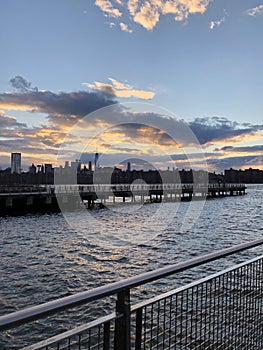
[11,153,21,174]
[44,164,53,174]
[94,152,99,169]
[29,163,36,174]
[71,159,81,172]
[37,165,42,173]
[224,168,263,183]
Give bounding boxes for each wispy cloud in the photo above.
[216,145,263,154]
[246,4,263,17]
[95,0,122,18]
[95,0,212,31]
[0,113,27,131]
[84,78,155,99]
[119,22,133,33]
[207,155,263,171]
[210,16,225,30]
[9,75,38,92]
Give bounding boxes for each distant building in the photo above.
[37,164,42,173]
[29,163,36,174]
[225,168,263,183]
[71,159,81,172]
[44,164,53,174]
[94,152,99,170]
[11,152,21,174]
[88,161,92,171]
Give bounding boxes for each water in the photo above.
[0,185,263,348]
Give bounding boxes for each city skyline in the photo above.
[0,1,262,172]
[2,151,263,176]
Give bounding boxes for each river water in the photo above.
[0,185,263,348]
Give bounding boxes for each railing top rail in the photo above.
[0,238,262,331]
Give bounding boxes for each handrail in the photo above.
[0,238,262,331]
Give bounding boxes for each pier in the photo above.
[0,183,246,215]
[0,238,262,349]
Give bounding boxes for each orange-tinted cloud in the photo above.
[0,83,262,172]
[95,0,122,18]
[96,0,212,31]
[119,22,133,33]
[84,78,155,99]
[0,89,116,130]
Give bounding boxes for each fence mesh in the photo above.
[134,257,263,349]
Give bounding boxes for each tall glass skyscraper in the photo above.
[11,152,21,174]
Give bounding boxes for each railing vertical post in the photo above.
[135,308,142,350]
[103,321,111,350]
[114,288,131,350]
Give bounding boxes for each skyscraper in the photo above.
[94,152,99,170]
[11,152,21,174]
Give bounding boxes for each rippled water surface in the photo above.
[0,185,263,348]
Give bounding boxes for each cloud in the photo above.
[0,114,27,131]
[0,111,68,167]
[188,117,260,145]
[95,0,122,17]
[98,123,179,150]
[246,4,263,17]
[119,22,133,33]
[9,76,38,92]
[0,88,116,129]
[131,1,161,31]
[207,155,263,172]
[162,0,210,23]
[95,0,212,31]
[210,16,225,30]
[130,0,211,30]
[1,79,262,172]
[84,78,155,99]
[216,145,263,154]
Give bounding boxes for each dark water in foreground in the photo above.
[0,185,263,348]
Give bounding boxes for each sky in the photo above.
[0,0,262,172]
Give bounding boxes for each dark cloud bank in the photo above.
[188,117,260,144]
[0,76,262,171]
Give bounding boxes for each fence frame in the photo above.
[1,238,263,349]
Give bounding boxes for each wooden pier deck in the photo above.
[0,183,246,215]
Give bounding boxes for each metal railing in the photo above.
[0,183,246,197]
[51,183,246,195]
[0,239,262,349]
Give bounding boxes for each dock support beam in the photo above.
[27,197,33,206]
[6,198,12,207]
[46,196,52,204]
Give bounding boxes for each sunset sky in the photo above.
[0,0,262,172]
